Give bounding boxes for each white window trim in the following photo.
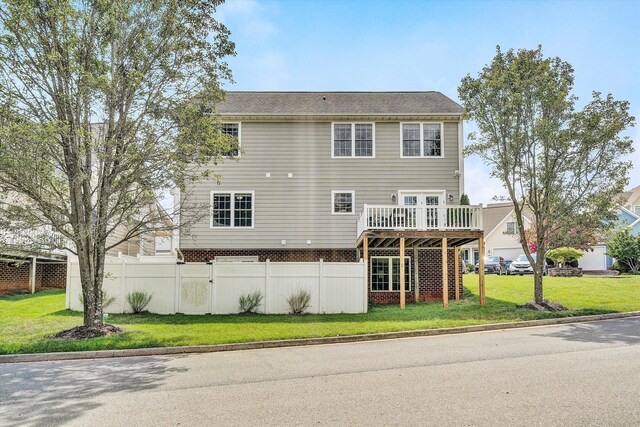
[331,190,355,215]
[209,190,255,229]
[399,122,444,158]
[370,256,411,292]
[221,121,241,159]
[331,122,376,158]
[506,221,516,234]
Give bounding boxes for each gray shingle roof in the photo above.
[216,91,464,116]
[483,203,515,235]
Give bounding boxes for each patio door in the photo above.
[399,191,445,229]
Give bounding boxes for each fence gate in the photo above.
[177,263,211,314]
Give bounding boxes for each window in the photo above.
[634,206,640,216]
[506,221,516,234]
[371,257,411,291]
[332,191,355,214]
[332,123,375,158]
[221,123,240,157]
[211,191,254,228]
[401,123,443,157]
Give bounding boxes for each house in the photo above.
[0,194,166,294]
[618,184,640,236]
[459,202,533,266]
[460,185,640,273]
[178,91,486,307]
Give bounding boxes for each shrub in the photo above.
[465,263,474,273]
[78,290,116,310]
[238,290,263,314]
[611,260,629,273]
[126,291,153,314]
[545,247,584,267]
[606,229,640,273]
[286,289,311,315]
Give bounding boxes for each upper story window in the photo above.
[634,205,640,216]
[332,190,355,214]
[332,123,375,158]
[211,191,254,228]
[506,221,516,234]
[401,123,443,158]
[221,123,240,157]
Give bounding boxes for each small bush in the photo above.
[465,263,474,273]
[238,290,263,314]
[546,247,584,267]
[126,291,153,314]
[612,260,630,273]
[286,289,311,315]
[78,290,116,310]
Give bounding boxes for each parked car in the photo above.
[504,258,513,274]
[475,256,507,275]
[509,254,549,275]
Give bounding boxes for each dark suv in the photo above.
[475,256,507,275]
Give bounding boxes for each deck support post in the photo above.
[30,257,37,294]
[442,238,448,308]
[454,247,460,301]
[479,236,486,305]
[399,237,405,310]
[363,237,368,261]
[413,247,419,303]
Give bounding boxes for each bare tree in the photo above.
[0,0,236,331]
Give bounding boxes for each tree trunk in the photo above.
[533,268,544,304]
[78,245,105,328]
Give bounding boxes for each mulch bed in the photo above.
[517,301,569,312]
[48,324,124,341]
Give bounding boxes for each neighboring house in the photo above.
[618,184,640,236]
[460,185,640,272]
[179,91,484,305]
[577,186,640,271]
[460,203,532,265]
[0,196,165,294]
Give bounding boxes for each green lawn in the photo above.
[1,274,640,355]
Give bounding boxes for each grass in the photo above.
[1,274,640,355]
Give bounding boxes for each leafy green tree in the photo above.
[545,247,584,268]
[459,46,635,305]
[0,0,235,330]
[606,229,640,273]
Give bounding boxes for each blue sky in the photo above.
[216,0,640,205]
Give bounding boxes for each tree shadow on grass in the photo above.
[45,294,611,327]
[534,317,640,346]
[0,355,189,427]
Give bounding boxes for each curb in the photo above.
[2,311,640,364]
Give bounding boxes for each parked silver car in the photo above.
[509,254,547,275]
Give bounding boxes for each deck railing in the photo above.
[0,226,68,252]
[357,204,483,237]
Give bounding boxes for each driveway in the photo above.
[1,318,640,426]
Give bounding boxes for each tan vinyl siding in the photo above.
[181,120,461,249]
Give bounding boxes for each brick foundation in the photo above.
[0,260,67,293]
[181,248,463,304]
[182,248,358,263]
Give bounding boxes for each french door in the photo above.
[399,191,445,229]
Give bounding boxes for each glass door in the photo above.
[399,192,444,229]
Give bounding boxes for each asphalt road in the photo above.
[1,318,640,427]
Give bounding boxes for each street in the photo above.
[1,318,640,426]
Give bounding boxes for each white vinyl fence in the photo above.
[66,257,368,314]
